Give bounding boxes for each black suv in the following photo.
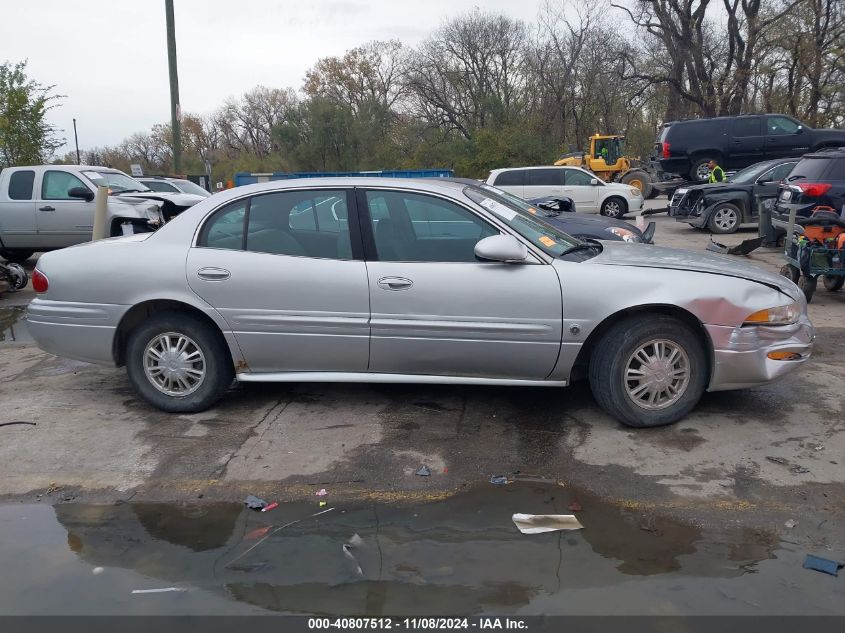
[655,114,845,182]
[773,149,845,231]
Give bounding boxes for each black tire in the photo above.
[620,170,653,198]
[689,157,717,182]
[0,249,34,264]
[798,275,817,303]
[600,196,627,218]
[588,315,708,428]
[646,187,660,200]
[125,311,234,413]
[780,264,800,284]
[822,275,844,292]
[706,203,741,234]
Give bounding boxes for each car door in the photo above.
[562,168,600,212]
[730,116,764,168]
[35,170,96,247]
[524,168,566,200]
[186,188,370,373]
[765,115,810,159]
[752,161,797,219]
[0,169,37,247]
[360,187,562,380]
[490,169,526,198]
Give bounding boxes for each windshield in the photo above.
[464,184,580,257]
[174,179,211,197]
[729,162,772,184]
[83,170,151,193]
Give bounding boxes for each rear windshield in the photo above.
[786,157,831,182]
[658,124,671,143]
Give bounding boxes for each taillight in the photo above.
[795,182,832,197]
[662,142,670,159]
[32,269,49,293]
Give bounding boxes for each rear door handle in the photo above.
[39,206,56,212]
[377,276,413,291]
[197,267,230,281]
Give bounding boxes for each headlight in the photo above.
[605,227,640,243]
[743,302,800,325]
[630,188,642,197]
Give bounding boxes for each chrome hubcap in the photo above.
[696,163,711,180]
[624,339,690,410]
[714,208,737,230]
[143,332,206,396]
[604,201,621,217]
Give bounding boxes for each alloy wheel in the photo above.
[713,207,738,231]
[624,339,691,410]
[143,332,206,396]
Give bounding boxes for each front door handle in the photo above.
[197,267,230,281]
[39,206,56,212]
[377,276,413,291]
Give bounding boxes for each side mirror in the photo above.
[796,125,803,134]
[68,187,95,202]
[590,178,599,186]
[474,235,528,263]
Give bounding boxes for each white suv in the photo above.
[486,166,643,218]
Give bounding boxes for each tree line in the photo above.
[4,0,844,180]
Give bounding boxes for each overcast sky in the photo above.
[1,0,553,154]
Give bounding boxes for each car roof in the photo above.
[666,113,792,125]
[211,177,472,199]
[489,166,582,174]
[801,148,845,159]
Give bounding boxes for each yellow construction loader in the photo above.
[555,134,655,198]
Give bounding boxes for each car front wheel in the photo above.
[125,312,234,412]
[707,203,741,234]
[600,196,627,218]
[588,315,708,428]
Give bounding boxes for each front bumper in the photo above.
[26,298,127,366]
[706,315,814,391]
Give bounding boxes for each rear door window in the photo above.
[733,117,762,137]
[493,170,525,187]
[528,169,565,186]
[8,170,35,200]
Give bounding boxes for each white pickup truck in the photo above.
[0,165,204,263]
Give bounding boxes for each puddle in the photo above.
[0,483,842,615]
[0,306,32,343]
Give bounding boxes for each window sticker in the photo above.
[539,235,556,247]
[479,197,518,221]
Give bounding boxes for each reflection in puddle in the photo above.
[0,483,842,615]
[0,307,31,343]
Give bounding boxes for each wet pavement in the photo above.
[1,482,843,616]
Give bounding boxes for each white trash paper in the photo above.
[512,513,584,534]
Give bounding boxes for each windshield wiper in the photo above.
[561,239,602,257]
[787,175,806,182]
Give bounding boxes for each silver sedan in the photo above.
[26,178,814,427]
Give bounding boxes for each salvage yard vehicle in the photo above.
[0,165,204,263]
[486,166,643,218]
[27,178,813,428]
[656,114,845,182]
[773,149,845,227]
[553,134,656,198]
[137,176,212,197]
[670,158,798,233]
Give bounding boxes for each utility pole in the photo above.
[72,118,80,164]
[165,0,181,173]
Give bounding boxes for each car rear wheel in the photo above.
[822,275,844,292]
[588,315,707,428]
[690,157,716,182]
[600,196,627,218]
[707,203,741,234]
[0,249,34,264]
[125,312,234,412]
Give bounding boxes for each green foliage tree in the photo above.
[0,60,63,167]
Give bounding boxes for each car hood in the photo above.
[113,191,204,208]
[588,241,800,300]
[678,182,736,194]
